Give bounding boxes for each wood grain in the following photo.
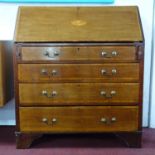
[18,63,140,82]
[13,6,144,148]
[14,6,143,42]
[19,106,139,132]
[20,46,137,62]
[19,83,139,106]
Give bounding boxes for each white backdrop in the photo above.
[0,0,154,126]
[150,2,155,128]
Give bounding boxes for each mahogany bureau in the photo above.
[13,6,144,148]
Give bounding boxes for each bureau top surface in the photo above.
[14,6,143,43]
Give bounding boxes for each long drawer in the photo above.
[19,83,139,106]
[18,63,139,82]
[19,46,137,62]
[19,106,139,132]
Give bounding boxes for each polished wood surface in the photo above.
[19,106,139,132]
[19,83,139,106]
[0,43,5,106]
[14,6,144,148]
[14,6,143,42]
[18,63,139,82]
[20,46,137,62]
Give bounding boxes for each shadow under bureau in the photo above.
[13,6,144,148]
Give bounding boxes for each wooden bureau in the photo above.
[13,6,144,148]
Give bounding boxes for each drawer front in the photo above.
[18,63,139,82]
[19,106,139,132]
[19,83,139,106]
[20,46,137,62]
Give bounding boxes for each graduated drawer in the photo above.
[18,63,139,82]
[19,106,139,132]
[19,46,137,62]
[19,83,139,106]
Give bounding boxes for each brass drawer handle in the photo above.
[42,118,48,124]
[100,90,116,98]
[51,118,57,124]
[42,90,57,98]
[101,69,106,75]
[51,69,58,76]
[44,50,59,58]
[40,69,48,75]
[112,69,117,74]
[40,69,58,76]
[42,117,57,125]
[100,117,107,123]
[101,51,118,58]
[100,117,117,124]
[101,69,117,76]
[111,117,117,122]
